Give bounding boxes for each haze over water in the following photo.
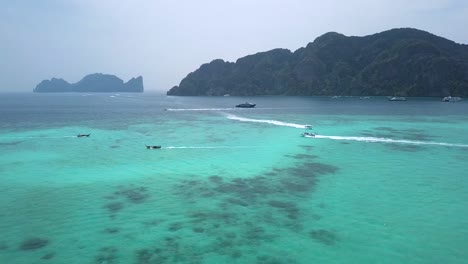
[1,93,467,263]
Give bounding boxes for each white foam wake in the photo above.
[225,113,310,129]
[165,107,315,111]
[1,136,78,139]
[307,135,468,148]
[165,146,257,149]
[165,108,237,111]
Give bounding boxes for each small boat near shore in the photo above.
[442,96,462,102]
[146,145,161,149]
[235,102,256,108]
[388,97,407,101]
[77,134,90,137]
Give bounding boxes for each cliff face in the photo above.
[167,28,468,97]
[34,78,72,92]
[123,76,144,92]
[33,74,144,93]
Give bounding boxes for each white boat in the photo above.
[302,132,315,137]
[442,96,462,102]
[388,97,407,101]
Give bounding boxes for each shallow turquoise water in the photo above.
[1,93,468,263]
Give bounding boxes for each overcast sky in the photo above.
[1,0,467,92]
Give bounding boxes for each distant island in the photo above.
[167,28,468,97]
[34,73,144,93]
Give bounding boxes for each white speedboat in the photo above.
[388,97,407,101]
[442,96,462,102]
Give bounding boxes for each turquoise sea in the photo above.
[1,93,468,264]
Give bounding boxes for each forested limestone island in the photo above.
[167,28,468,97]
[33,73,144,93]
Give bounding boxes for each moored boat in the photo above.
[235,102,256,108]
[442,96,462,102]
[388,97,406,101]
[146,145,161,149]
[77,134,90,137]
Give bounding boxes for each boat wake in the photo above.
[1,136,78,139]
[305,135,468,148]
[165,146,258,149]
[225,113,310,129]
[165,108,237,111]
[165,107,313,111]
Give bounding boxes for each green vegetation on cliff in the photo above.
[167,28,468,97]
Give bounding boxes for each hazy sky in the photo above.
[1,0,468,92]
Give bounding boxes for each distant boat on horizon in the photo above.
[146,145,161,149]
[442,96,462,102]
[388,97,407,101]
[235,102,256,108]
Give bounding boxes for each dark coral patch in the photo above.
[19,238,49,251]
[165,156,340,260]
[104,202,124,213]
[114,186,149,204]
[192,227,205,233]
[230,250,242,259]
[168,222,183,232]
[173,179,213,198]
[225,197,249,207]
[256,254,296,264]
[299,145,314,150]
[373,127,433,141]
[268,200,300,219]
[268,200,294,209]
[0,242,8,250]
[0,141,22,146]
[142,219,163,227]
[41,252,55,260]
[302,162,338,175]
[135,236,205,264]
[285,153,318,160]
[208,175,223,184]
[387,144,423,152]
[214,177,273,202]
[103,195,118,200]
[309,229,339,245]
[224,232,237,239]
[245,226,274,243]
[136,248,168,264]
[104,227,120,234]
[94,246,118,264]
[264,171,278,177]
[279,179,310,193]
[188,211,238,226]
